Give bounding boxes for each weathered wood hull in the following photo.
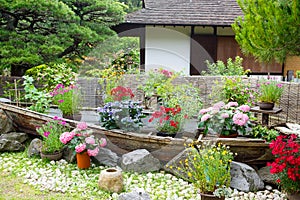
[0,102,186,163]
[0,103,273,165]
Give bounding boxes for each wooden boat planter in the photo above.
[0,102,273,165]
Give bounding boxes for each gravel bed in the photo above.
[0,152,287,200]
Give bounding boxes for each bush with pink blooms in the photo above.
[60,122,107,157]
[198,101,253,136]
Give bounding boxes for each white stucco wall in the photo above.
[145,26,191,75]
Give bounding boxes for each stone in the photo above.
[118,188,152,200]
[0,132,29,143]
[230,161,264,192]
[0,109,14,134]
[163,148,193,180]
[62,146,76,163]
[98,167,123,193]
[92,147,120,167]
[120,149,161,173]
[27,138,42,157]
[0,138,24,152]
[258,166,276,184]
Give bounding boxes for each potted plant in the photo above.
[198,101,253,137]
[148,105,186,137]
[51,83,82,120]
[257,80,284,110]
[59,122,107,169]
[98,86,145,131]
[170,141,234,199]
[268,133,300,199]
[36,116,71,160]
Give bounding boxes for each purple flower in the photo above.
[233,113,249,126]
[276,83,283,88]
[58,99,64,103]
[44,131,50,137]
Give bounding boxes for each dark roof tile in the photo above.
[125,0,243,26]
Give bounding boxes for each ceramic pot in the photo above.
[156,131,177,138]
[200,193,225,200]
[258,102,275,110]
[76,151,91,169]
[286,192,300,200]
[63,113,82,121]
[98,168,123,193]
[40,150,63,161]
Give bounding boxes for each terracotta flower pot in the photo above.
[76,151,91,169]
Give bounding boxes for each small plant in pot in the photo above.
[148,105,186,137]
[51,83,82,120]
[36,116,71,160]
[198,101,253,137]
[60,122,107,169]
[257,80,284,110]
[169,141,234,199]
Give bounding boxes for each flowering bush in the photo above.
[149,105,185,134]
[169,142,234,197]
[258,80,284,104]
[51,83,82,115]
[59,122,107,156]
[98,101,145,131]
[211,77,258,106]
[36,116,71,153]
[110,86,134,101]
[198,101,253,136]
[268,134,300,193]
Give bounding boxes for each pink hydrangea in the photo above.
[201,114,211,122]
[199,108,209,115]
[238,105,251,112]
[226,102,238,107]
[213,102,225,109]
[60,131,75,144]
[233,113,249,126]
[221,113,229,118]
[77,122,88,130]
[85,136,95,144]
[87,147,99,156]
[99,138,107,147]
[75,143,86,153]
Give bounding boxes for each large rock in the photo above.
[0,109,14,134]
[120,149,161,173]
[118,188,152,200]
[230,161,264,192]
[0,132,29,143]
[163,148,193,180]
[0,139,24,152]
[258,166,276,184]
[27,138,43,157]
[92,147,120,167]
[98,167,123,193]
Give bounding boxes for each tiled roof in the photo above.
[125,0,243,26]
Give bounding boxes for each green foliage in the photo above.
[2,79,25,102]
[36,117,71,154]
[232,0,300,63]
[249,125,279,142]
[22,75,52,113]
[0,0,126,74]
[119,0,142,12]
[25,63,77,92]
[201,56,246,76]
[211,77,258,106]
[258,80,284,104]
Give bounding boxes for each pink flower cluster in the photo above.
[59,122,107,157]
[198,101,252,136]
